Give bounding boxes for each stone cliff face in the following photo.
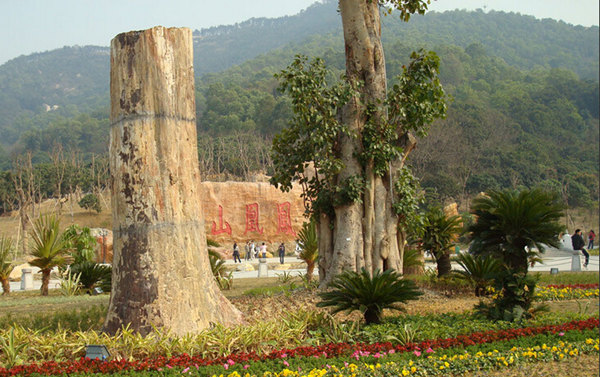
[201,181,307,245]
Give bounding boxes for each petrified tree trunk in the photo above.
[104,26,242,336]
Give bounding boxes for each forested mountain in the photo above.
[0,1,597,214]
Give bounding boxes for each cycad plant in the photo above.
[297,220,318,283]
[0,236,15,295]
[469,189,564,273]
[28,215,73,296]
[317,268,422,325]
[419,207,463,277]
[69,261,112,294]
[452,253,502,296]
[468,188,564,320]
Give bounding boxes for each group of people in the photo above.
[231,241,268,263]
[231,241,296,264]
[571,229,595,268]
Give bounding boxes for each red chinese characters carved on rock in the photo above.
[244,203,264,235]
[211,205,232,235]
[277,202,297,236]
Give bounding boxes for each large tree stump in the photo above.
[104,26,242,336]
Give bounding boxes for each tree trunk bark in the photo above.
[319,1,404,286]
[41,269,50,296]
[436,251,452,277]
[1,278,10,295]
[104,27,242,336]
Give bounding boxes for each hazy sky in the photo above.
[1,0,598,65]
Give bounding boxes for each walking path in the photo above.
[9,251,598,292]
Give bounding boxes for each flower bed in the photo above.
[2,318,597,377]
[535,285,599,301]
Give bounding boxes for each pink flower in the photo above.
[182,367,189,373]
[283,360,290,367]
[413,350,422,357]
[388,349,395,354]
[426,347,434,353]
[344,361,349,367]
[223,363,229,370]
[167,365,173,369]
[558,332,565,336]
[227,359,235,365]
[244,364,250,370]
[281,353,288,358]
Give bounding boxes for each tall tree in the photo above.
[272,0,445,285]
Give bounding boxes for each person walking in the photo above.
[232,242,241,263]
[244,241,251,261]
[260,242,267,259]
[588,230,596,250]
[250,240,256,260]
[278,243,286,264]
[571,229,589,268]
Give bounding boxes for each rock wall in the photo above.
[201,181,307,245]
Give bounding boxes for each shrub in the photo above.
[69,261,112,294]
[78,193,102,213]
[317,268,422,325]
[0,236,15,295]
[452,252,502,296]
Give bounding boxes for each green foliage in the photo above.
[69,261,111,294]
[452,252,502,296]
[418,207,463,277]
[0,236,15,294]
[468,188,565,273]
[0,304,107,332]
[78,193,101,213]
[317,268,422,324]
[208,249,226,279]
[63,225,96,265]
[297,220,319,284]
[475,272,542,322]
[392,165,424,233]
[58,268,81,296]
[28,215,73,295]
[402,248,424,272]
[468,189,565,321]
[270,55,354,216]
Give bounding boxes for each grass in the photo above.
[536,271,599,285]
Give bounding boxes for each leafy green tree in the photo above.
[28,215,73,296]
[78,193,101,213]
[63,225,97,264]
[0,236,15,295]
[419,207,462,277]
[297,220,319,283]
[317,268,422,325]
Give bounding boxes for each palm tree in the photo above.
[468,189,564,320]
[419,207,463,277]
[0,236,15,295]
[468,189,564,274]
[297,220,318,283]
[317,268,422,325]
[28,215,73,296]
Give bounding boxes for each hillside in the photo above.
[0,2,597,215]
[0,2,598,148]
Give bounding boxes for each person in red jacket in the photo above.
[588,230,596,250]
